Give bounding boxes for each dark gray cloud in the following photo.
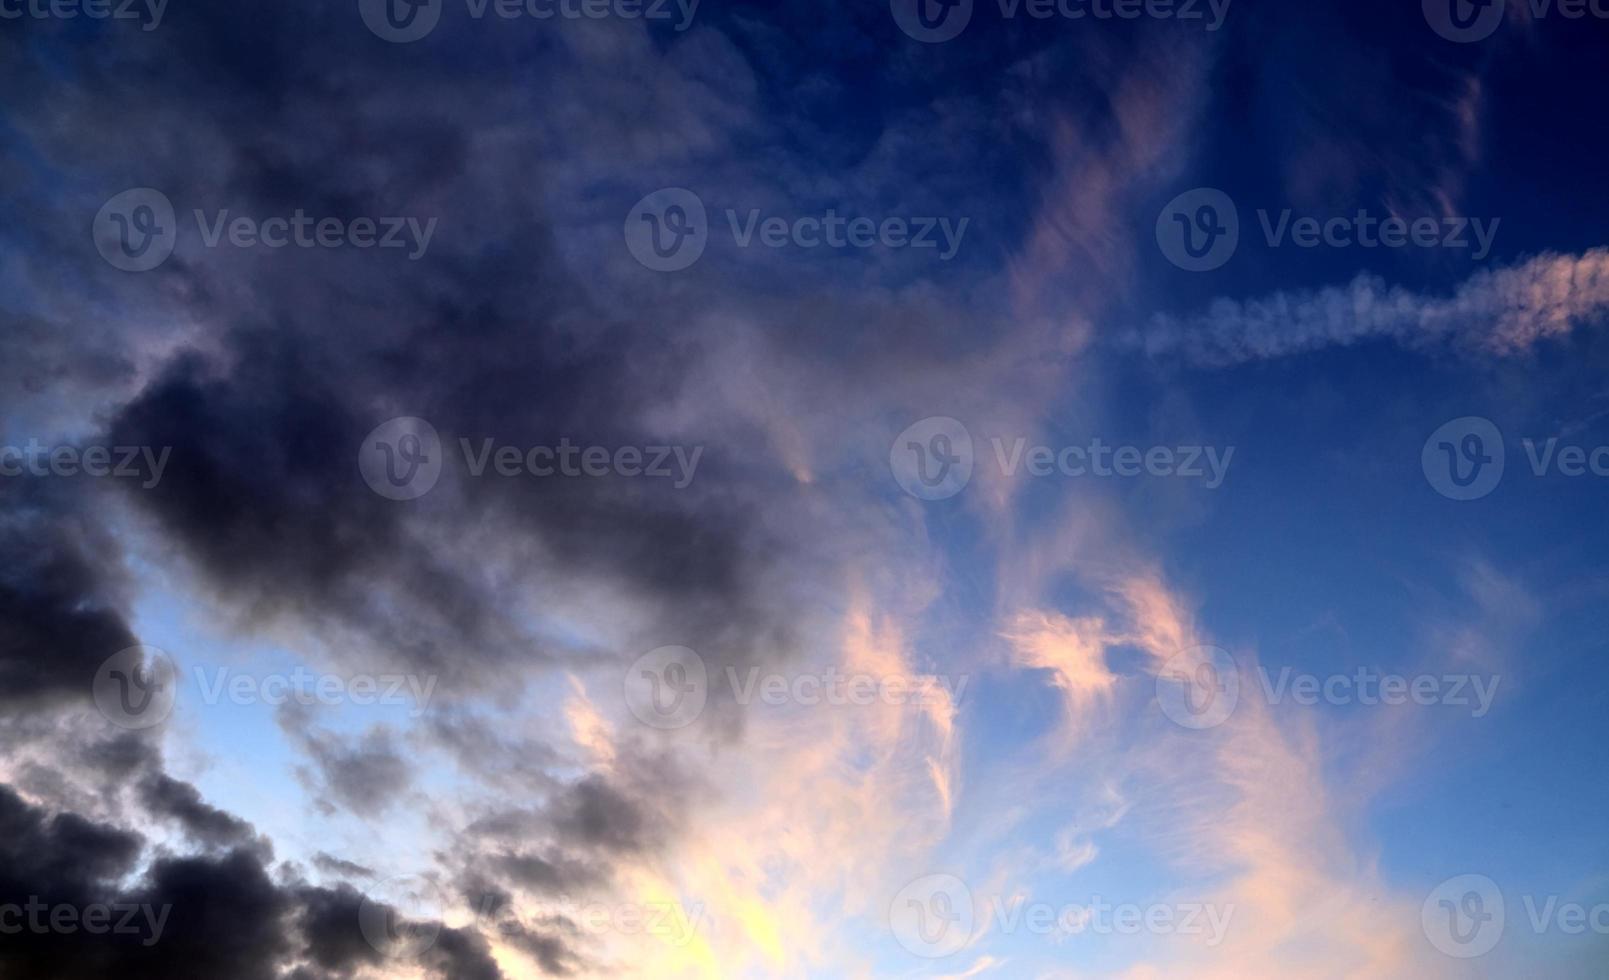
[137,773,259,850]
[498,919,584,976]
[312,852,377,880]
[280,706,416,819]
[489,851,602,895]
[0,1,985,977]
[293,880,504,980]
[455,877,587,975]
[0,783,526,979]
[550,775,655,855]
[0,480,137,715]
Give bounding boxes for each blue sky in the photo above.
[3,0,1609,977]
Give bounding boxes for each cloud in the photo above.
[0,480,137,716]
[1106,574,1448,978]
[281,711,416,820]
[1130,248,1609,365]
[5,0,1572,976]
[1001,609,1120,748]
[137,773,259,850]
[0,783,506,980]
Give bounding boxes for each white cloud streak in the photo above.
[1131,248,1609,365]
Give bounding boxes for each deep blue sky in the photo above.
[3,0,1609,977]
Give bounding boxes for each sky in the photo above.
[3,0,1609,977]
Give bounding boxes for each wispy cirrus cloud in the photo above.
[1129,247,1609,365]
